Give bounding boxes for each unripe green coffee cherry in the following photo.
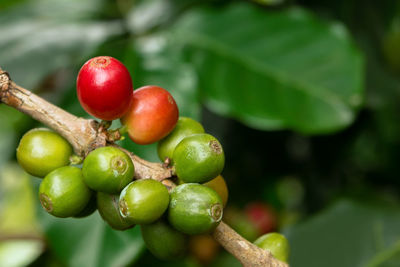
[254,232,290,263]
[119,179,169,224]
[97,192,135,230]
[173,134,224,183]
[82,146,134,194]
[39,166,91,218]
[168,183,223,235]
[157,117,205,163]
[141,219,188,260]
[17,128,73,178]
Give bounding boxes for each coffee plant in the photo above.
[2,1,400,267]
[0,56,289,267]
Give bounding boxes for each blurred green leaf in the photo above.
[0,105,32,167]
[287,200,400,267]
[172,3,364,134]
[0,241,44,267]
[0,0,123,89]
[0,0,27,10]
[0,0,105,22]
[38,210,144,267]
[0,164,44,267]
[126,0,173,35]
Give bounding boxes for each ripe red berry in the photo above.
[121,85,179,145]
[244,202,277,235]
[77,56,133,121]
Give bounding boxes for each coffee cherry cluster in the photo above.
[15,56,233,261]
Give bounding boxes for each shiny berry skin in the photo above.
[119,179,170,224]
[77,56,133,120]
[157,117,204,163]
[39,166,92,218]
[82,146,134,194]
[141,219,188,260]
[168,183,223,235]
[121,85,179,145]
[173,134,225,183]
[17,128,73,178]
[254,232,290,263]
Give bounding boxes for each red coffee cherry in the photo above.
[245,202,277,235]
[121,85,179,145]
[77,56,133,121]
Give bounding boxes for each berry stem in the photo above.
[99,120,112,130]
[118,124,129,135]
[69,154,84,165]
[0,68,289,267]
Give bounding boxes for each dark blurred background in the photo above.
[1,0,400,266]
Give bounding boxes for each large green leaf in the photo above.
[172,3,364,134]
[287,200,400,267]
[0,0,123,89]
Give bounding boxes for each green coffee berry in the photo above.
[119,179,169,224]
[97,192,135,230]
[82,146,134,194]
[39,166,91,218]
[168,183,223,235]
[254,232,290,263]
[17,128,73,178]
[157,117,205,163]
[173,133,225,183]
[141,219,188,260]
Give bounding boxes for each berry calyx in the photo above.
[157,117,205,163]
[77,56,133,120]
[119,179,170,224]
[39,166,92,218]
[254,232,290,263]
[121,85,179,145]
[173,134,225,183]
[168,183,223,235]
[17,128,73,178]
[82,146,134,194]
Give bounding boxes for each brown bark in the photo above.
[214,222,289,267]
[0,68,289,267]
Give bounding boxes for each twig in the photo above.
[0,68,289,267]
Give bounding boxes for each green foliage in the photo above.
[0,0,123,89]
[37,200,144,267]
[0,164,43,267]
[172,3,364,134]
[287,200,400,267]
[2,0,400,266]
